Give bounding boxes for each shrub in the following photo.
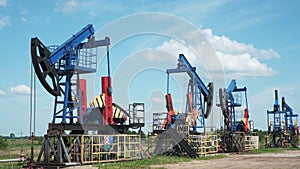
[0,136,8,149]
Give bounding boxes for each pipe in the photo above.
[0,159,20,163]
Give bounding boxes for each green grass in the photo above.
[0,138,42,168]
[197,154,227,160]
[0,139,41,159]
[98,156,191,169]
[249,147,299,154]
[0,162,25,169]
[98,155,226,169]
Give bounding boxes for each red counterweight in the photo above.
[78,79,87,120]
[243,108,249,132]
[102,76,113,125]
[162,93,175,129]
[165,93,174,112]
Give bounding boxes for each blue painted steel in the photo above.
[282,99,298,135]
[226,79,236,93]
[178,54,209,97]
[283,102,293,112]
[166,54,211,132]
[49,24,94,65]
[186,77,205,130]
[267,110,285,132]
[226,80,246,104]
[267,91,298,136]
[48,24,98,123]
[224,79,247,132]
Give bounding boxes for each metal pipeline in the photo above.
[0,158,20,163]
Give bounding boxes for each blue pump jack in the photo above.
[266,90,298,148]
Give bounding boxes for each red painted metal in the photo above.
[243,108,249,132]
[163,93,175,129]
[162,110,176,129]
[79,79,87,120]
[102,76,113,125]
[165,93,174,112]
[187,93,197,127]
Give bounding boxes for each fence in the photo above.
[38,134,141,165]
[190,134,219,155]
[245,133,259,150]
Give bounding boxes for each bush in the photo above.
[0,136,8,149]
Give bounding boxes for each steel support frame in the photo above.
[266,109,298,148]
[37,132,141,166]
[37,134,79,166]
[186,79,205,132]
[221,131,245,152]
[53,70,81,124]
[166,54,210,133]
[220,80,247,132]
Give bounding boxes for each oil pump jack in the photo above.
[266,90,298,148]
[152,54,214,158]
[217,79,251,152]
[162,54,214,133]
[29,24,144,166]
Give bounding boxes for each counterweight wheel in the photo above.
[31,37,60,96]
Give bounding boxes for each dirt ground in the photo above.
[69,150,300,169]
[151,150,300,169]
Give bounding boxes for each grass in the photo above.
[0,138,42,169]
[98,156,191,169]
[197,154,227,160]
[249,147,299,154]
[98,154,226,169]
[97,147,300,169]
[0,139,41,159]
[3,135,298,169]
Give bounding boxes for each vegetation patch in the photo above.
[197,154,227,160]
[0,136,8,150]
[98,154,226,169]
[249,147,299,154]
[0,137,42,168]
[98,156,191,169]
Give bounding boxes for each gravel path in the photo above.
[151,150,300,169]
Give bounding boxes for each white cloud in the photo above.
[217,52,276,78]
[202,28,280,59]
[55,0,79,14]
[155,27,278,79]
[19,8,28,23]
[21,17,27,23]
[150,96,164,104]
[0,90,5,95]
[0,15,11,30]
[0,0,7,6]
[157,39,194,60]
[10,85,31,95]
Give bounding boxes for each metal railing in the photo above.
[47,45,98,73]
[245,134,259,150]
[190,134,219,155]
[76,48,97,72]
[38,134,141,165]
[79,134,140,164]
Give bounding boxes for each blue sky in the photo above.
[0,0,299,136]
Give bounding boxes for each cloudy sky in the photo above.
[0,0,299,136]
